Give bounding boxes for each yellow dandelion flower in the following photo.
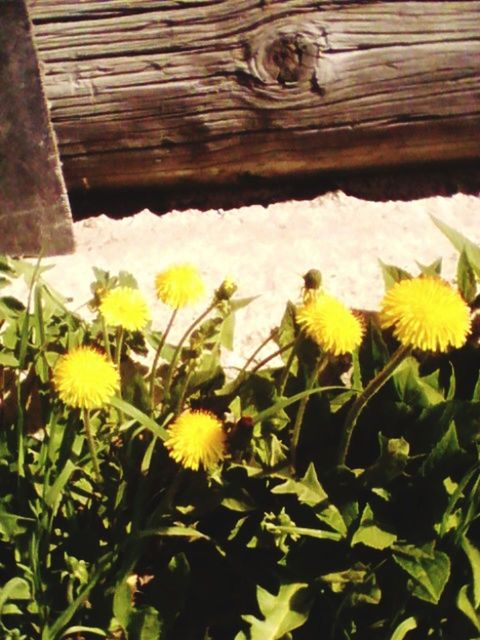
[379,276,471,352]
[165,409,226,471]
[53,346,119,409]
[296,293,363,356]
[99,286,150,331]
[155,264,205,308]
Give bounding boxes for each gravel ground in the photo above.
[8,188,480,371]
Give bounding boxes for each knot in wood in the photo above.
[266,36,302,85]
[262,33,316,86]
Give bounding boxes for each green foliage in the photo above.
[0,222,479,639]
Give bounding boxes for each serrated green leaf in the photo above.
[242,582,311,640]
[420,421,461,478]
[272,464,347,536]
[457,250,477,303]
[272,463,327,506]
[390,616,418,640]
[431,215,480,278]
[320,566,368,593]
[392,545,451,604]
[456,584,480,632]
[462,537,480,608]
[378,260,412,290]
[416,257,442,277]
[351,504,397,550]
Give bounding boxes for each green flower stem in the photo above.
[291,354,329,471]
[237,331,276,380]
[101,317,112,362]
[163,301,217,403]
[149,307,178,412]
[82,409,101,482]
[115,326,124,370]
[336,344,412,467]
[248,340,296,377]
[277,331,303,396]
[176,364,195,415]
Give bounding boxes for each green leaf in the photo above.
[392,544,451,604]
[136,526,219,552]
[378,260,412,290]
[242,582,312,640]
[461,537,480,608]
[60,627,107,638]
[128,606,163,640]
[351,504,397,550]
[0,506,31,541]
[110,396,168,441]
[44,460,78,514]
[276,301,298,370]
[272,463,326,507]
[272,464,347,536]
[390,616,418,640]
[222,487,256,513]
[420,421,461,478]
[0,577,31,615]
[456,584,480,632]
[155,553,190,633]
[113,578,133,630]
[362,435,410,486]
[220,311,235,351]
[431,215,480,278]
[393,356,444,406]
[416,257,442,277]
[0,351,19,367]
[457,250,477,303]
[252,385,356,426]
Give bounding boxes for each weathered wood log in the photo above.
[0,0,73,256]
[29,1,480,190]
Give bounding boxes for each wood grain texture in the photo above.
[29,0,480,189]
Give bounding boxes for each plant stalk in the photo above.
[101,316,112,362]
[82,409,101,482]
[336,344,411,467]
[277,331,303,396]
[149,307,178,411]
[163,301,217,402]
[291,354,328,471]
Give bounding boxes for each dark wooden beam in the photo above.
[30,1,480,190]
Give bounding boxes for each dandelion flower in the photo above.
[53,346,119,409]
[379,276,471,352]
[155,264,205,308]
[296,293,363,355]
[165,409,226,471]
[99,286,150,331]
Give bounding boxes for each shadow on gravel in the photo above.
[69,159,480,221]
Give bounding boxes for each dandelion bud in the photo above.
[303,269,322,291]
[215,277,238,302]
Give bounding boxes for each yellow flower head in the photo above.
[165,409,226,471]
[99,286,150,331]
[53,346,119,409]
[155,264,205,309]
[379,276,471,352]
[296,293,363,356]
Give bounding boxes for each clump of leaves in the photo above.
[0,219,479,640]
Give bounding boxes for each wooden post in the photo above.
[30,1,480,190]
[0,0,74,256]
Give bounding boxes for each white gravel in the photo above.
[7,190,480,370]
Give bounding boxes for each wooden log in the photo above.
[29,0,480,190]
